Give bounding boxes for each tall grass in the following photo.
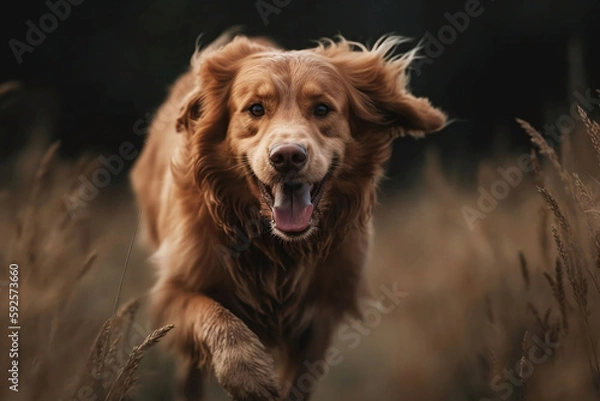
[0,120,173,400]
[2,82,600,400]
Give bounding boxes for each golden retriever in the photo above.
[130,31,446,401]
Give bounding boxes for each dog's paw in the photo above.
[210,316,280,401]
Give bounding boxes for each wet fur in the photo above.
[130,32,446,401]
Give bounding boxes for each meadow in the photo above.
[2,83,600,401]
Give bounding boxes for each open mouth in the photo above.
[256,171,332,237]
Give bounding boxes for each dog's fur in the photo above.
[130,32,446,401]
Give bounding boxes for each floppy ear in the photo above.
[175,35,275,134]
[175,90,202,133]
[314,36,447,137]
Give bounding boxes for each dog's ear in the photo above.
[314,36,447,138]
[175,90,202,133]
[176,35,275,134]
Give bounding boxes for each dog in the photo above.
[130,31,446,401]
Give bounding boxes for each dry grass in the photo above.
[0,129,173,400]
[2,84,600,400]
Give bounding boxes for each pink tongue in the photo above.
[273,183,313,233]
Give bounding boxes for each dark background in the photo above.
[1,0,599,189]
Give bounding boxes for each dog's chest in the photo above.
[230,256,322,344]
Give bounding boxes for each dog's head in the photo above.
[177,35,446,241]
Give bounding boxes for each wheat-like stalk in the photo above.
[76,318,115,397]
[578,106,600,165]
[528,109,600,387]
[518,118,574,194]
[527,302,548,333]
[555,261,568,331]
[540,188,572,237]
[105,324,175,401]
[530,149,544,187]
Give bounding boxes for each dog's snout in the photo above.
[269,143,307,173]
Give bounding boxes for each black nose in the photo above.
[269,143,307,173]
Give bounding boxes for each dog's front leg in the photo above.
[280,318,336,401]
[152,280,280,401]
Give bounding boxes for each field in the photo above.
[2,84,600,401]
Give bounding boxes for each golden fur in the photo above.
[130,32,446,401]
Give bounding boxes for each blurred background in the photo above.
[1,0,599,188]
[2,1,600,401]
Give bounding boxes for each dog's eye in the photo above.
[248,103,265,117]
[313,103,330,117]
